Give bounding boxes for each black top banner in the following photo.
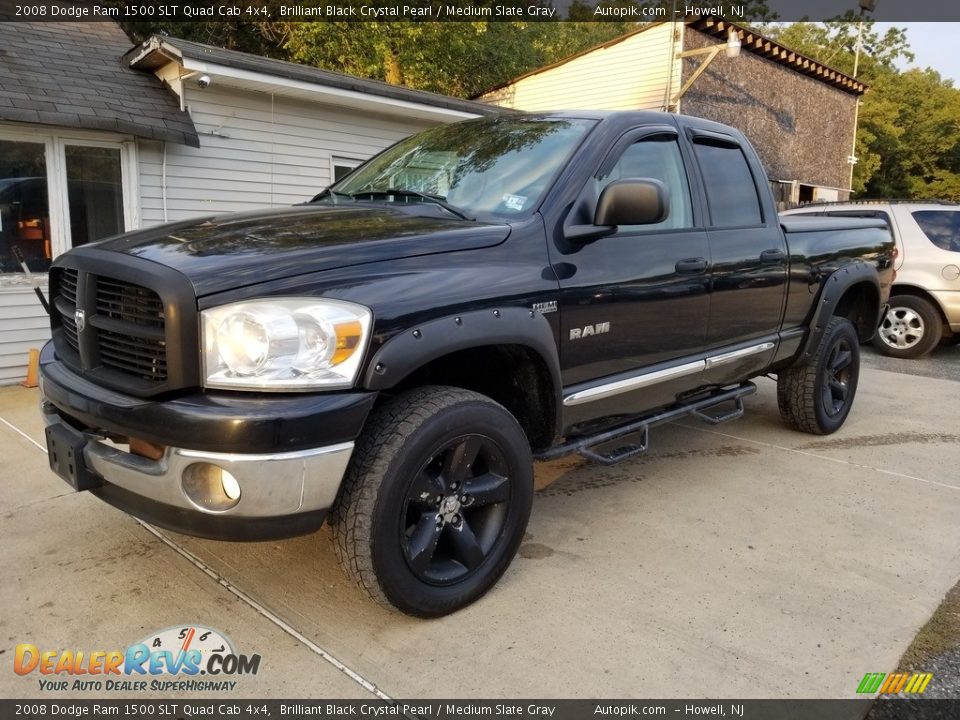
[0,0,957,23]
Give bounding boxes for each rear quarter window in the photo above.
[912,210,960,252]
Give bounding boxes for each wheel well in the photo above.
[888,284,953,337]
[833,282,881,342]
[379,345,557,451]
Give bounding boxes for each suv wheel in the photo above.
[331,386,533,617]
[777,316,860,435]
[873,295,943,359]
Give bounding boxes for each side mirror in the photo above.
[594,178,669,227]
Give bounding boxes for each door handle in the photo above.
[675,257,708,274]
[760,249,787,264]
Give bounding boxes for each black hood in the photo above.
[86,204,511,296]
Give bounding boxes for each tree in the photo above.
[864,69,960,199]
[761,20,911,78]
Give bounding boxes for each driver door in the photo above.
[553,130,711,427]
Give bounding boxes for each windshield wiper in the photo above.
[349,188,474,221]
[310,187,354,205]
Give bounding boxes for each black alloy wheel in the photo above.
[821,334,855,418]
[401,434,511,585]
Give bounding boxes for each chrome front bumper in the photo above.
[42,400,353,525]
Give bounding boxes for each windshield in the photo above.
[329,117,596,220]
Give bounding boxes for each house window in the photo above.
[65,145,124,247]
[333,156,362,183]
[0,139,51,273]
[0,128,136,276]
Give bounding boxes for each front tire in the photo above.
[873,295,943,359]
[331,386,533,617]
[778,316,860,435]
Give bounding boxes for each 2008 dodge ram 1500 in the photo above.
[39,112,894,616]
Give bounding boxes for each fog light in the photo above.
[221,471,241,500]
[182,463,241,512]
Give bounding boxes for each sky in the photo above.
[874,23,960,84]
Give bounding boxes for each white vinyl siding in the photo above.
[481,24,681,113]
[138,87,434,225]
[0,284,49,385]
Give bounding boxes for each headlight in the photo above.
[202,298,372,390]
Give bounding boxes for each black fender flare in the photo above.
[361,307,563,435]
[798,261,882,363]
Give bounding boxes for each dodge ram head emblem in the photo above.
[74,309,86,332]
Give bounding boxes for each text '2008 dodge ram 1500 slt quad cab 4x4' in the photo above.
[39,112,894,616]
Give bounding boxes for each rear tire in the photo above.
[873,295,943,359]
[331,386,533,617]
[778,316,860,435]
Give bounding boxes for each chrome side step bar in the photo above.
[535,382,757,466]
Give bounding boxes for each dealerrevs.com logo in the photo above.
[14,625,261,693]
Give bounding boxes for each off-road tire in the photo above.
[778,316,860,435]
[330,386,533,617]
[873,295,943,359]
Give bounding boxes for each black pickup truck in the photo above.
[39,112,894,616]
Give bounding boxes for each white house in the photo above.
[0,22,493,384]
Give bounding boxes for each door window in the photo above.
[693,140,763,227]
[0,140,51,273]
[597,135,693,231]
[65,145,124,247]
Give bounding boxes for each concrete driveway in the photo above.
[2,352,958,700]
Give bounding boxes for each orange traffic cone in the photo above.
[21,348,39,388]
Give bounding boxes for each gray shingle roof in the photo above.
[0,22,199,146]
[128,36,501,117]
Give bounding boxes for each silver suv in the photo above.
[782,201,960,358]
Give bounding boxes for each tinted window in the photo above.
[597,136,693,230]
[693,140,763,227]
[912,210,960,252]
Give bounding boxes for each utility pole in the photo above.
[849,0,877,194]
